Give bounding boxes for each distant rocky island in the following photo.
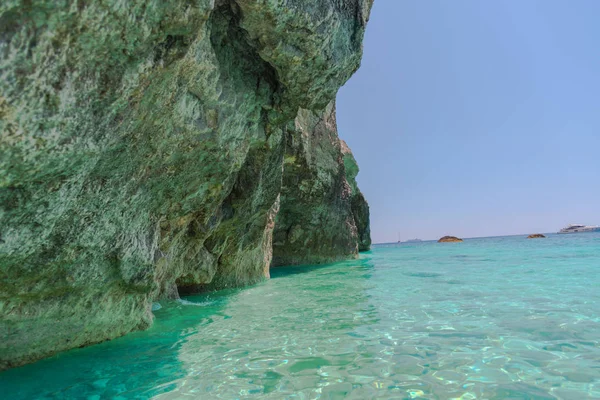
[438,236,464,243]
[527,234,546,239]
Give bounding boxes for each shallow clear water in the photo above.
[2,233,600,399]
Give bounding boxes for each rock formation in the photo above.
[272,103,370,266]
[0,0,373,369]
[527,234,546,239]
[438,236,463,243]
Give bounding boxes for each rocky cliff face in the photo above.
[0,0,372,369]
[272,102,370,266]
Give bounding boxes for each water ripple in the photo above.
[1,233,600,399]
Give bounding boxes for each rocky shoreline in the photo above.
[0,0,373,369]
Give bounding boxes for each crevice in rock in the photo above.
[210,2,280,102]
[153,34,190,66]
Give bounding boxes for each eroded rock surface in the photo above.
[0,0,372,369]
[272,102,370,266]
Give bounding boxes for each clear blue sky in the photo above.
[337,0,600,243]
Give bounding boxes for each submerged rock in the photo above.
[438,236,464,243]
[527,234,546,239]
[0,0,373,369]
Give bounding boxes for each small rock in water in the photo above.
[151,302,162,311]
[527,234,546,239]
[92,379,109,389]
[438,236,463,243]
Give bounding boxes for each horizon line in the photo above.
[373,231,566,245]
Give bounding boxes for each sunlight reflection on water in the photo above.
[2,233,600,399]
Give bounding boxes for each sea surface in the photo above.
[2,233,600,399]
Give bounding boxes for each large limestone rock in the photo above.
[272,102,370,267]
[0,0,373,369]
[341,139,371,252]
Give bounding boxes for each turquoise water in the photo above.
[2,233,600,399]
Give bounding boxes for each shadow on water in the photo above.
[270,263,337,278]
[270,254,375,279]
[0,291,236,399]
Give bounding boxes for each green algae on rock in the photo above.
[0,0,373,369]
[272,102,370,267]
[341,139,372,252]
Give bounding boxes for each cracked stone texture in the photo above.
[272,102,370,267]
[0,0,372,369]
